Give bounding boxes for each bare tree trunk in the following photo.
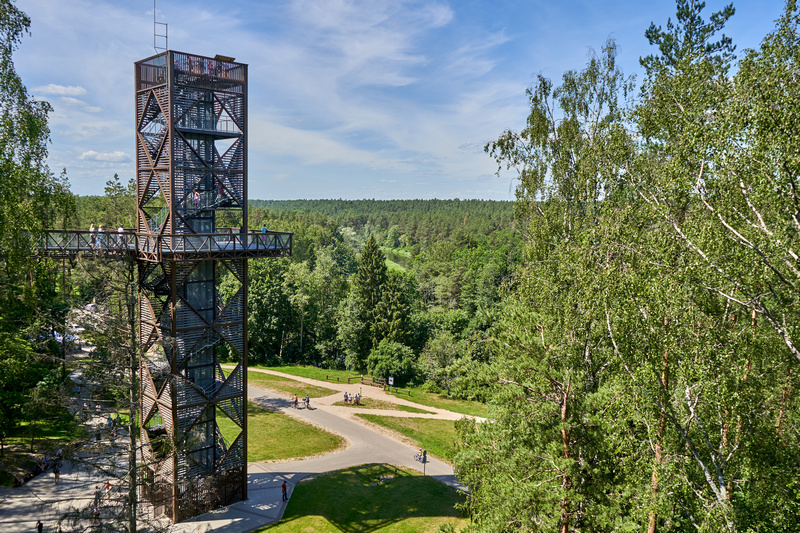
[560,382,572,533]
[648,317,669,533]
[777,369,793,435]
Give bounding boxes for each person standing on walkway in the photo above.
[53,463,60,485]
[97,225,104,248]
[281,480,287,502]
[94,485,102,506]
[104,480,112,501]
[89,223,96,248]
[36,520,43,533]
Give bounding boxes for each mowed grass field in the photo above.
[261,464,467,533]
[356,415,459,463]
[247,370,338,399]
[332,397,434,414]
[251,365,487,417]
[385,388,486,418]
[217,402,344,462]
[254,364,361,383]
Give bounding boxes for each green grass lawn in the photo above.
[7,414,84,450]
[246,370,339,399]
[356,415,458,463]
[0,413,84,486]
[385,388,487,418]
[253,364,361,384]
[332,398,434,414]
[261,464,467,532]
[252,365,486,417]
[217,402,343,462]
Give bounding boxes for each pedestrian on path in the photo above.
[94,485,102,505]
[36,520,43,533]
[53,463,60,485]
[104,481,112,501]
[281,480,287,502]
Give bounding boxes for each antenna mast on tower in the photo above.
[154,0,168,52]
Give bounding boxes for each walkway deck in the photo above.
[34,229,292,261]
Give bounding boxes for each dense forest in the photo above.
[73,194,520,397]
[3,0,800,531]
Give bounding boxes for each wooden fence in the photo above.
[324,374,411,396]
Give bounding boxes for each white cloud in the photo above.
[78,150,131,162]
[57,96,102,113]
[31,84,86,96]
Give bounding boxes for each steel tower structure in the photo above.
[133,50,289,521]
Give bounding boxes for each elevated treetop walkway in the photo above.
[35,228,292,262]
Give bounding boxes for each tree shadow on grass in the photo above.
[266,463,465,532]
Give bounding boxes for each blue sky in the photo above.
[14,0,785,201]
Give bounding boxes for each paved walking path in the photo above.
[174,369,469,532]
[0,368,474,533]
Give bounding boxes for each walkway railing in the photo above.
[34,229,292,262]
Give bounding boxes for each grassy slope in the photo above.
[1,413,84,486]
[254,365,486,417]
[356,415,458,463]
[247,370,338,399]
[255,365,360,382]
[261,464,467,533]
[385,388,486,418]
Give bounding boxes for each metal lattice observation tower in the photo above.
[36,50,292,522]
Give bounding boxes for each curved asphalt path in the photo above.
[0,367,472,533]
[173,370,472,532]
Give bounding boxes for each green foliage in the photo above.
[0,332,51,450]
[236,258,293,365]
[366,340,416,387]
[0,1,74,264]
[0,1,74,453]
[456,2,800,531]
[250,198,515,248]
